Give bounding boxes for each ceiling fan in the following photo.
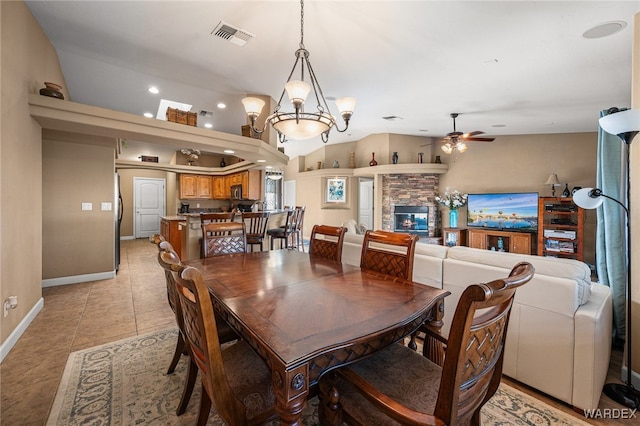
[440,113,495,154]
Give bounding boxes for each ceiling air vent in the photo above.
[211,21,255,46]
[382,116,403,121]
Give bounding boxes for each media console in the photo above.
[467,228,536,255]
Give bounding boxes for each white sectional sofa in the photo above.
[341,233,613,411]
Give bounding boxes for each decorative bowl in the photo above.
[44,82,63,91]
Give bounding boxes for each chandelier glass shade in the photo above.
[241,0,355,143]
[442,141,467,154]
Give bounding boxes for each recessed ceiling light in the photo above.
[224,149,235,154]
[143,112,153,118]
[265,165,273,169]
[583,21,627,39]
[217,103,226,109]
[257,159,266,163]
[204,123,213,128]
[148,86,159,94]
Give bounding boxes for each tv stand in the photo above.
[467,228,536,255]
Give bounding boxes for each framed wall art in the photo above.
[322,177,349,209]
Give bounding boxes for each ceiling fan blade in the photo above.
[465,137,495,142]
[463,130,484,137]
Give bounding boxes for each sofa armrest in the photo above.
[572,284,613,411]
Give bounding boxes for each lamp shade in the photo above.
[284,80,311,104]
[335,97,356,115]
[544,173,560,186]
[573,187,604,210]
[241,97,266,116]
[599,108,640,136]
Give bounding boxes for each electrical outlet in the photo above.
[82,202,92,211]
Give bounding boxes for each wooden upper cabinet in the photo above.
[179,174,198,199]
[213,177,226,199]
[180,174,212,199]
[196,175,212,199]
[245,170,261,200]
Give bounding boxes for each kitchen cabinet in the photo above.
[467,228,535,255]
[179,174,212,199]
[213,176,226,199]
[160,217,183,259]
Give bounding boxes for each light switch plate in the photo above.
[82,202,92,211]
[101,202,112,211]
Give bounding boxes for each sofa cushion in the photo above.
[445,246,592,305]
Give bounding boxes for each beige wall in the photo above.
[291,131,598,265]
[42,140,115,278]
[1,1,67,343]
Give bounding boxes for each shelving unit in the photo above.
[443,228,467,247]
[537,197,584,260]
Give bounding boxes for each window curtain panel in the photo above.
[596,108,627,342]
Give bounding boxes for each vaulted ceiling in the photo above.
[26,1,639,161]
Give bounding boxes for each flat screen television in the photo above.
[467,192,539,231]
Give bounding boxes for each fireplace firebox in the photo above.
[394,206,429,235]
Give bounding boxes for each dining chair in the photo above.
[200,212,236,257]
[202,222,247,257]
[291,206,306,251]
[156,240,239,416]
[319,261,535,426]
[308,224,347,263]
[267,208,296,250]
[172,264,277,426]
[241,211,270,252]
[359,229,418,280]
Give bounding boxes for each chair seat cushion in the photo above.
[334,343,441,425]
[222,340,276,420]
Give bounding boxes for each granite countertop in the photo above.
[161,215,186,221]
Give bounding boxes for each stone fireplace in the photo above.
[382,173,440,242]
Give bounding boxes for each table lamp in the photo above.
[544,173,561,197]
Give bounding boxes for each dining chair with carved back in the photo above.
[202,221,247,258]
[308,224,347,263]
[154,238,239,416]
[241,211,270,252]
[200,212,236,258]
[318,261,535,426]
[267,208,296,250]
[320,261,535,425]
[359,229,418,281]
[172,264,278,426]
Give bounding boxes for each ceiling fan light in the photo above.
[457,142,468,153]
[242,97,265,116]
[442,143,453,154]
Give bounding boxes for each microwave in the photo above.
[230,184,243,200]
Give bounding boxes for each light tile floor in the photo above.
[0,238,626,425]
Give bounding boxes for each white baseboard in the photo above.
[0,297,44,363]
[42,271,115,288]
[621,365,640,389]
[121,235,135,240]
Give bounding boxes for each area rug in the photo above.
[47,329,591,425]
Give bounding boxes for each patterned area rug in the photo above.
[47,329,591,425]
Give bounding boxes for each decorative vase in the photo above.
[349,152,356,168]
[317,161,323,170]
[562,183,570,198]
[369,152,378,166]
[392,152,399,164]
[220,158,226,167]
[435,155,442,164]
[333,160,340,168]
[449,209,458,228]
[418,152,424,164]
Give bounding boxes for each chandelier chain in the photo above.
[300,0,304,48]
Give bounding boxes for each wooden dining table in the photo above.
[185,249,449,426]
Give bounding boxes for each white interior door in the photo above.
[134,177,165,238]
[358,178,374,230]
[284,180,296,208]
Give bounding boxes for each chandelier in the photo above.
[241,0,356,144]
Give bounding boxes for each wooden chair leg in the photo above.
[167,332,186,374]
[197,382,212,426]
[176,357,197,415]
[408,330,418,351]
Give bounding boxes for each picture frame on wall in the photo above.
[322,176,349,209]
